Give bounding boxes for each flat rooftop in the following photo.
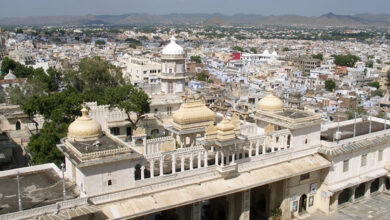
[321,121,389,141]
[0,168,78,215]
[275,109,311,119]
[70,135,124,154]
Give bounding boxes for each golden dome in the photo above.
[173,100,216,125]
[217,118,235,132]
[68,106,102,142]
[257,90,283,112]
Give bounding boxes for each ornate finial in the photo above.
[81,101,88,117]
[170,36,177,43]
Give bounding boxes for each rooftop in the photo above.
[275,109,311,119]
[0,166,78,215]
[321,120,389,142]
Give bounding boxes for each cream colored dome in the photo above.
[217,118,235,132]
[257,90,283,112]
[68,106,102,142]
[162,36,184,55]
[173,100,216,125]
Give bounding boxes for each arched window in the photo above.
[15,121,21,130]
[134,164,141,180]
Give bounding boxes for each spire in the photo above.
[81,101,88,118]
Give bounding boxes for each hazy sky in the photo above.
[0,0,389,18]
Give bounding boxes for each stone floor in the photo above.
[305,193,390,220]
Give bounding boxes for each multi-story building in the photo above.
[124,57,161,85]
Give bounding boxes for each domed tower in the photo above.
[67,105,102,142]
[160,36,186,94]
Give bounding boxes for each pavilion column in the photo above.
[239,190,250,220]
[331,192,340,212]
[141,165,145,180]
[180,136,184,148]
[365,181,373,197]
[255,141,259,155]
[159,157,164,176]
[379,177,386,192]
[271,135,275,152]
[181,154,185,172]
[351,186,357,203]
[150,160,155,178]
[192,202,202,220]
[263,138,266,154]
[231,151,235,164]
[190,153,194,170]
[249,143,253,157]
[281,135,285,150]
[204,151,208,167]
[215,151,219,166]
[172,154,176,174]
[221,151,224,167]
[198,152,201,168]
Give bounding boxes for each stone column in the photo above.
[330,192,340,212]
[181,154,185,172]
[192,202,202,220]
[365,181,372,197]
[271,135,275,152]
[215,151,219,166]
[160,157,164,176]
[150,160,155,178]
[255,141,259,155]
[249,143,253,157]
[231,151,235,164]
[351,186,357,203]
[190,153,194,170]
[180,136,184,148]
[141,165,145,180]
[263,138,266,154]
[221,151,224,167]
[198,152,201,168]
[204,151,208,167]
[379,177,385,192]
[239,190,250,220]
[172,154,176,174]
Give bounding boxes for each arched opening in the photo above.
[135,139,143,146]
[15,121,21,130]
[370,178,380,193]
[299,194,307,213]
[355,183,365,199]
[151,129,159,138]
[386,178,390,191]
[338,188,351,205]
[134,164,141,180]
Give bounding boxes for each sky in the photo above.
[0,0,389,18]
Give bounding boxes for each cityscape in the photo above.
[0,1,390,219]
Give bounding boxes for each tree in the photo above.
[372,89,384,97]
[232,46,244,52]
[190,55,202,64]
[1,57,16,76]
[250,48,257,54]
[366,60,373,68]
[325,80,336,92]
[95,40,106,45]
[103,85,150,130]
[312,53,323,61]
[197,72,207,81]
[332,54,361,67]
[283,47,290,52]
[368,81,380,89]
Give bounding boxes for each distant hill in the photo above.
[0,13,390,27]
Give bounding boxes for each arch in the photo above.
[135,139,143,146]
[386,178,390,191]
[338,188,352,205]
[151,129,159,136]
[370,178,380,193]
[299,194,307,213]
[134,164,141,180]
[15,121,21,130]
[355,183,365,199]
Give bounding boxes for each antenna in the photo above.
[353,112,357,137]
[369,106,372,133]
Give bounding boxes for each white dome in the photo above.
[162,36,184,55]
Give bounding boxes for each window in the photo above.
[168,82,173,94]
[108,180,112,186]
[110,127,120,135]
[343,160,349,172]
[300,173,310,181]
[167,106,172,116]
[304,139,308,145]
[126,127,132,136]
[154,108,158,113]
[361,154,367,167]
[378,150,383,161]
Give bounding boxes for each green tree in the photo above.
[197,72,207,81]
[366,60,373,68]
[325,79,336,92]
[190,55,202,64]
[1,57,16,76]
[345,106,367,120]
[373,89,384,97]
[368,81,380,89]
[95,40,106,45]
[103,85,150,130]
[312,53,323,61]
[332,54,361,67]
[232,46,244,52]
[283,47,290,52]
[250,48,257,54]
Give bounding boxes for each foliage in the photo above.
[376,111,387,119]
[232,46,244,52]
[332,54,361,67]
[125,38,142,49]
[250,47,257,54]
[366,60,373,68]
[312,53,323,61]
[368,81,380,89]
[1,57,34,78]
[95,39,106,45]
[208,79,214,83]
[197,72,207,81]
[283,47,290,51]
[325,79,336,92]
[345,106,367,120]
[190,55,202,63]
[103,85,150,129]
[270,207,282,219]
[372,89,384,97]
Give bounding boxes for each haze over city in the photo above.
[0,0,390,18]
